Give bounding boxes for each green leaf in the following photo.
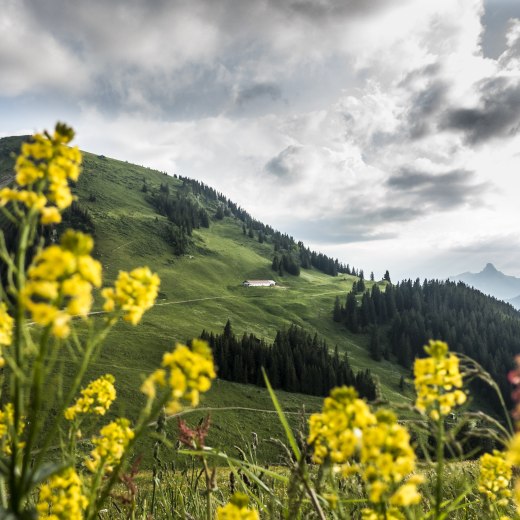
[26,461,71,489]
[262,368,301,462]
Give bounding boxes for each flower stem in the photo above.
[435,415,445,520]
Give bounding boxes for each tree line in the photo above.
[199,321,377,400]
[174,175,351,278]
[333,279,520,404]
[149,185,210,255]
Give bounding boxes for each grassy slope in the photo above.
[1,140,415,463]
[75,151,412,395]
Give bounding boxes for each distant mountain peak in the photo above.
[450,263,520,304]
[482,262,498,273]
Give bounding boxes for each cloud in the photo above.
[0,1,88,96]
[279,0,407,20]
[386,168,488,209]
[447,233,520,254]
[234,83,282,106]
[442,77,520,143]
[3,0,520,278]
[440,18,520,144]
[264,145,302,179]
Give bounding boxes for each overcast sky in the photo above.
[2,0,520,280]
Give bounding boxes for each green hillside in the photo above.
[0,137,415,464]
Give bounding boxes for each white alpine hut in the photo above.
[242,280,276,287]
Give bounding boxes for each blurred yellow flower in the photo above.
[216,493,259,520]
[360,410,421,507]
[478,450,512,506]
[23,230,101,338]
[141,339,216,413]
[15,123,81,212]
[0,403,24,456]
[102,266,160,325]
[361,507,404,520]
[1,123,81,228]
[65,374,116,421]
[85,418,134,473]
[308,386,375,475]
[414,340,466,420]
[37,467,88,519]
[0,302,13,347]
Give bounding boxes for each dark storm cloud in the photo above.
[12,0,406,116]
[281,0,405,19]
[443,77,520,144]
[386,167,487,209]
[284,200,426,244]
[407,81,448,138]
[284,219,397,244]
[264,145,301,178]
[235,83,282,106]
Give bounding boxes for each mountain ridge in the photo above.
[450,262,520,306]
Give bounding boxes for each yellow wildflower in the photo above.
[361,508,404,520]
[0,302,13,347]
[15,123,81,211]
[23,230,101,338]
[360,410,421,507]
[1,123,81,229]
[505,435,520,513]
[141,339,216,413]
[0,303,13,368]
[65,374,116,421]
[85,418,134,473]
[102,266,160,325]
[389,481,423,507]
[0,403,24,456]
[414,340,466,420]
[478,450,512,505]
[216,493,259,520]
[0,188,47,210]
[307,386,376,475]
[36,467,88,519]
[40,206,62,225]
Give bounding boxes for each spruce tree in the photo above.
[333,296,342,322]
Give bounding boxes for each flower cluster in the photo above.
[85,418,134,473]
[36,467,88,520]
[141,339,216,413]
[216,493,259,520]
[65,374,116,421]
[359,410,422,508]
[308,386,376,475]
[0,123,81,225]
[478,450,512,505]
[0,403,16,455]
[102,267,160,325]
[22,230,102,338]
[0,303,13,367]
[414,340,466,420]
[506,434,520,513]
[361,508,404,520]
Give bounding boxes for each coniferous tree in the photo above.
[369,326,382,361]
[202,322,375,399]
[345,292,358,333]
[333,296,342,322]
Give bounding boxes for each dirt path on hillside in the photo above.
[85,295,238,317]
